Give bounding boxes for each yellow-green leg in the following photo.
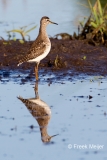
[35,62,39,81]
[34,81,39,99]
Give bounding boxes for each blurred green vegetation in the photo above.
[6,23,37,42]
[79,0,107,45]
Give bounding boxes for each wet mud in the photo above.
[0,39,107,81]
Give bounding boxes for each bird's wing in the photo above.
[18,40,47,65]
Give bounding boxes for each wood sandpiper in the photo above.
[17,81,58,143]
[17,16,58,80]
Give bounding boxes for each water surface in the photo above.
[0,76,107,160]
[0,0,90,40]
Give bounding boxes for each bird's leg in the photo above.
[35,62,39,81]
[34,81,39,99]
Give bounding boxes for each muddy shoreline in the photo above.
[0,39,107,81]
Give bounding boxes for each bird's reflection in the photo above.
[17,81,58,143]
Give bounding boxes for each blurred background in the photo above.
[0,0,106,40]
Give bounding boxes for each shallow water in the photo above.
[0,75,107,160]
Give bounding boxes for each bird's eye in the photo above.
[46,19,49,21]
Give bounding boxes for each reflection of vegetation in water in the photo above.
[6,23,37,42]
[79,0,107,45]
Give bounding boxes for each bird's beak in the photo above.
[49,20,58,25]
[50,134,59,138]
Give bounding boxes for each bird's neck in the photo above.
[39,24,48,38]
[40,126,48,136]
[40,126,49,141]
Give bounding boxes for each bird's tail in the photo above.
[17,57,27,66]
[17,55,30,66]
[17,96,30,105]
[17,62,22,66]
[17,96,26,103]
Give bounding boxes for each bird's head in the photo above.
[42,134,59,143]
[40,16,58,26]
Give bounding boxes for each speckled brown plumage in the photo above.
[18,39,50,65]
[17,16,58,80]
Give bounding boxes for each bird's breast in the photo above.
[28,44,51,63]
[29,99,51,115]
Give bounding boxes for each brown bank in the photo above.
[0,38,107,80]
